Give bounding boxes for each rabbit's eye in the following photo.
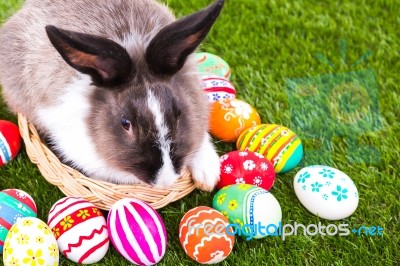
[121,116,131,130]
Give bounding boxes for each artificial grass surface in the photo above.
[0,0,399,265]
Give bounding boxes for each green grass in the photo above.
[1,0,399,265]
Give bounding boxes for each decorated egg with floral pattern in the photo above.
[201,76,236,102]
[209,99,261,142]
[218,151,276,190]
[3,217,59,266]
[237,124,303,173]
[179,206,234,264]
[212,184,282,239]
[293,165,359,220]
[47,197,109,264]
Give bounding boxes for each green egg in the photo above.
[212,184,282,239]
[194,52,231,79]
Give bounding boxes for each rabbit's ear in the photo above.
[146,0,224,76]
[46,25,133,87]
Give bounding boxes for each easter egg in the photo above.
[179,206,234,264]
[3,217,59,266]
[0,120,21,166]
[293,165,359,220]
[107,198,167,266]
[212,184,282,239]
[195,52,231,79]
[237,124,303,173]
[47,197,109,264]
[209,99,261,142]
[218,150,276,190]
[201,76,236,102]
[0,189,37,254]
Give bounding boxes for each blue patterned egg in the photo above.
[0,189,37,254]
[293,166,359,220]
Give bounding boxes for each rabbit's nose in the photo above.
[155,176,179,188]
[152,155,180,188]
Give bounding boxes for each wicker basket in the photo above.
[17,113,196,210]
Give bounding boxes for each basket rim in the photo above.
[17,113,196,210]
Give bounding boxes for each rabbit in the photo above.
[0,0,224,191]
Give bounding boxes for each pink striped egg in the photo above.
[47,197,109,264]
[107,198,167,266]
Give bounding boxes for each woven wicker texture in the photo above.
[18,113,196,210]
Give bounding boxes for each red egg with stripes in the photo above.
[107,198,167,266]
[0,120,21,166]
[47,197,109,264]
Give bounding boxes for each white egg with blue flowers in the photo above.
[293,165,359,220]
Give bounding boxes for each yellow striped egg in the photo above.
[236,124,303,173]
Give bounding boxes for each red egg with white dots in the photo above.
[0,120,21,166]
[218,150,276,190]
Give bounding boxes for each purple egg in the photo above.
[107,198,167,265]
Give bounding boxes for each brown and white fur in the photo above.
[0,0,224,190]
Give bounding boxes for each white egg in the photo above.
[47,197,109,264]
[293,165,359,220]
[3,217,59,266]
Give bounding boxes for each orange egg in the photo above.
[179,206,234,264]
[209,99,261,142]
